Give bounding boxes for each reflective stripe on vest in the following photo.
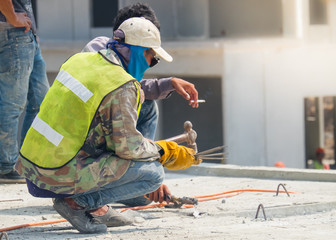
[31,116,63,147]
[56,70,93,103]
[20,52,138,169]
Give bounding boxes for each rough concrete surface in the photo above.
[1,164,336,240]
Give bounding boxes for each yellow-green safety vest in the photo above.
[20,52,141,169]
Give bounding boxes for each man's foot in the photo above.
[53,198,107,234]
[0,170,25,184]
[90,205,133,227]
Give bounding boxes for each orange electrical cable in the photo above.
[121,192,242,211]
[196,192,242,202]
[183,192,241,208]
[193,189,296,199]
[0,188,297,232]
[0,219,66,232]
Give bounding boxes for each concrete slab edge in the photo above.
[167,163,336,182]
[235,201,336,219]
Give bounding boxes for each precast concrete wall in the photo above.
[224,41,336,168]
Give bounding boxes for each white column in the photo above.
[282,0,307,39]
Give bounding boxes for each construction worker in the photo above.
[15,17,201,234]
[308,147,330,170]
[83,2,199,208]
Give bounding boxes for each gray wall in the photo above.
[210,0,283,38]
[224,43,336,168]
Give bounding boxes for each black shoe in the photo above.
[0,170,25,184]
[53,198,107,234]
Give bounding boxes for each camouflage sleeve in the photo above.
[98,81,161,161]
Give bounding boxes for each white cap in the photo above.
[118,17,173,62]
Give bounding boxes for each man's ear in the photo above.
[113,29,125,42]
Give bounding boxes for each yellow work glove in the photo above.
[155,140,202,170]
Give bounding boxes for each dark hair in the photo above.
[113,3,160,31]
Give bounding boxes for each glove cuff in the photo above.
[158,147,165,157]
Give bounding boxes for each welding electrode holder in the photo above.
[144,194,198,208]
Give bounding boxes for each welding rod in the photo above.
[198,157,224,160]
[195,145,225,157]
[199,153,225,158]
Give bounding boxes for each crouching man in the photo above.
[15,17,201,234]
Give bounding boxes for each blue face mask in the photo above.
[127,45,149,81]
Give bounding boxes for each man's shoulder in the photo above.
[89,36,111,45]
[82,36,111,52]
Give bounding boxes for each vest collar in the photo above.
[99,49,124,67]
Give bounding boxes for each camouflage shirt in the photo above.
[15,50,161,195]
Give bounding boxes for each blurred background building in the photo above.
[30,0,336,169]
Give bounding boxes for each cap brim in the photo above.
[153,47,173,62]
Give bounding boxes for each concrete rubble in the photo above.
[1,163,336,240]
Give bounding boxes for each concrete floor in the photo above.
[1,164,336,240]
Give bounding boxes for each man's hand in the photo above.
[171,77,199,108]
[156,140,202,170]
[8,12,31,32]
[148,184,171,203]
[0,0,31,33]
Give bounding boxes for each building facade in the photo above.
[33,0,336,168]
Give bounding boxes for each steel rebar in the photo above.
[275,183,290,197]
[255,204,267,220]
